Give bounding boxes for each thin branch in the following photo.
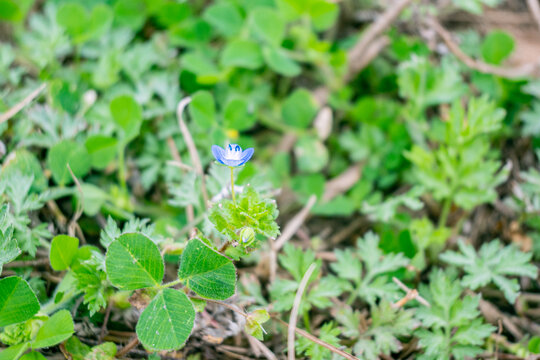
[115,337,140,358]
[347,0,414,78]
[176,98,210,208]
[66,164,86,243]
[0,83,47,124]
[4,258,50,268]
[288,263,316,360]
[274,195,317,251]
[323,163,363,202]
[427,16,540,79]
[392,277,431,308]
[527,0,540,33]
[166,136,195,224]
[99,301,113,343]
[273,317,360,360]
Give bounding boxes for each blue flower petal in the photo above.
[240,148,254,165]
[212,145,226,165]
[212,144,254,167]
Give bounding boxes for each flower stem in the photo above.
[230,166,236,203]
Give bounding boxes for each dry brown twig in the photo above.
[288,263,316,360]
[166,136,195,223]
[273,317,360,360]
[0,83,47,124]
[346,0,414,79]
[274,195,317,251]
[392,277,431,308]
[176,98,210,208]
[527,0,540,33]
[323,163,363,202]
[115,337,140,358]
[427,16,540,79]
[67,164,86,244]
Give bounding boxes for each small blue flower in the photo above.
[212,144,254,167]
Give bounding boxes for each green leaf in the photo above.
[47,140,91,186]
[0,344,29,360]
[481,30,514,65]
[32,310,74,349]
[105,233,164,290]
[110,95,143,143]
[49,235,79,271]
[309,0,338,31]
[0,205,20,273]
[221,40,264,70]
[294,135,328,173]
[263,46,301,77]
[178,238,236,300]
[223,98,256,131]
[20,351,47,360]
[85,135,118,170]
[282,89,318,129]
[188,91,215,130]
[248,8,284,46]
[136,288,195,351]
[440,239,537,303]
[203,2,243,37]
[0,277,40,327]
[79,183,108,216]
[245,309,270,340]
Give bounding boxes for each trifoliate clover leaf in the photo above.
[440,239,537,303]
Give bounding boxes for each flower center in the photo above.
[225,144,242,160]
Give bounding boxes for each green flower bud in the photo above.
[240,227,255,246]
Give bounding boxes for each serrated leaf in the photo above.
[178,238,236,300]
[440,239,537,303]
[105,233,164,290]
[49,235,79,271]
[32,310,74,349]
[0,276,40,327]
[136,288,195,351]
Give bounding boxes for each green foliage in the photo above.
[0,277,40,327]
[178,238,236,300]
[136,288,195,351]
[415,269,495,360]
[452,0,503,14]
[481,30,514,65]
[47,140,91,185]
[330,232,409,305]
[296,322,341,360]
[209,186,279,257]
[110,95,143,144]
[105,233,164,290]
[270,244,344,313]
[440,239,537,303]
[49,235,79,271]
[31,310,74,349]
[65,336,116,360]
[245,309,270,340]
[336,301,416,360]
[405,96,508,212]
[0,205,20,274]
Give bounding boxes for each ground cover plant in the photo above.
[1,0,540,359]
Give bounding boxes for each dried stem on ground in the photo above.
[176,98,210,208]
[427,16,540,78]
[0,83,46,124]
[288,263,316,360]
